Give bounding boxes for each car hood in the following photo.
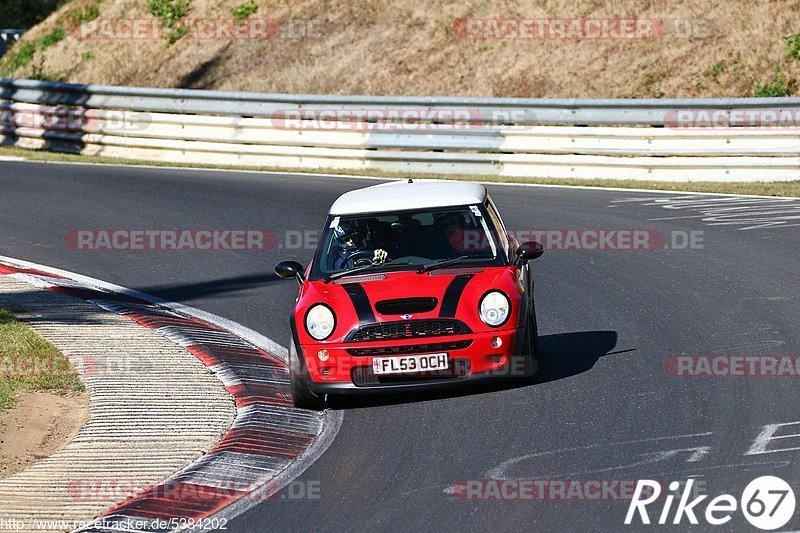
[295,266,523,344]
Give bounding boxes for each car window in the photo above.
[310,205,504,278]
[485,197,511,256]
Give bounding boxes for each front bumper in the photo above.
[301,327,527,394]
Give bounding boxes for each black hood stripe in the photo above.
[439,275,474,318]
[342,283,375,324]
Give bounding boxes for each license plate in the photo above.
[372,353,449,375]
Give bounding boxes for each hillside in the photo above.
[2,0,800,98]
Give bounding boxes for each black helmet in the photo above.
[333,220,369,244]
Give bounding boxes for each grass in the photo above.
[231,0,258,20]
[704,60,726,83]
[786,32,800,61]
[0,308,84,411]
[40,27,66,50]
[147,0,192,44]
[5,0,800,98]
[0,26,65,78]
[0,43,37,77]
[752,75,798,97]
[1,144,799,198]
[28,57,60,82]
[69,3,101,27]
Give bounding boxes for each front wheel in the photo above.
[288,339,326,411]
[519,306,540,383]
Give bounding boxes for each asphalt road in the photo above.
[2,161,800,532]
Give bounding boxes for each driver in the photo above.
[436,212,467,255]
[332,220,387,269]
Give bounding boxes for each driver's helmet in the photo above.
[333,220,369,249]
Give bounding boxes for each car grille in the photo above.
[346,340,472,356]
[345,319,471,343]
[374,297,438,315]
[351,359,471,386]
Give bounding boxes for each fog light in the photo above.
[317,349,329,362]
[491,336,502,348]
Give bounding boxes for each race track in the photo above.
[2,160,800,531]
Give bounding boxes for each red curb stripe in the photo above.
[2,261,324,530]
[125,313,228,332]
[226,384,293,407]
[211,429,315,457]
[0,264,68,278]
[106,482,249,520]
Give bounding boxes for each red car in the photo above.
[275,180,544,409]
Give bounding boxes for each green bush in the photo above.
[232,0,258,20]
[40,27,66,49]
[165,24,190,45]
[703,60,726,82]
[70,3,101,27]
[752,75,797,97]
[0,27,65,77]
[785,33,800,60]
[148,0,192,44]
[148,0,191,22]
[0,42,37,77]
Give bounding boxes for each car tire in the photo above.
[288,338,326,411]
[529,302,541,380]
[519,303,540,383]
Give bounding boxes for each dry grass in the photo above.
[2,0,800,97]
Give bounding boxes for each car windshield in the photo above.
[311,205,505,279]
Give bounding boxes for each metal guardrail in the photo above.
[3,77,800,126]
[0,31,24,59]
[2,78,800,181]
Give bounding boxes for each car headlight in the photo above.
[305,304,335,340]
[479,291,510,327]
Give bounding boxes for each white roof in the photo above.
[329,180,487,215]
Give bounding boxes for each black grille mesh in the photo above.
[346,340,472,356]
[375,297,438,315]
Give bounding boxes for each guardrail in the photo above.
[0,31,24,59]
[2,78,800,181]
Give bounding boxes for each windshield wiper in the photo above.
[324,261,410,283]
[416,255,473,274]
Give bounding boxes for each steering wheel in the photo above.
[345,250,375,268]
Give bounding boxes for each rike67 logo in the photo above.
[625,476,796,530]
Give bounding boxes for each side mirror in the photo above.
[275,260,305,284]
[515,241,544,265]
